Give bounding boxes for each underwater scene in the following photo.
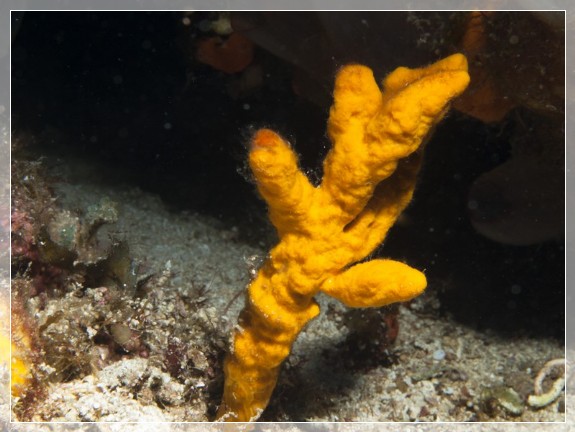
[4,10,567,424]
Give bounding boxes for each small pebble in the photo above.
[433,349,446,361]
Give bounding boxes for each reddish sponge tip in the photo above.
[252,129,281,149]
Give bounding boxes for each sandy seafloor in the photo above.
[1,144,570,431]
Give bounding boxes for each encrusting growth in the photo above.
[217,54,470,421]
